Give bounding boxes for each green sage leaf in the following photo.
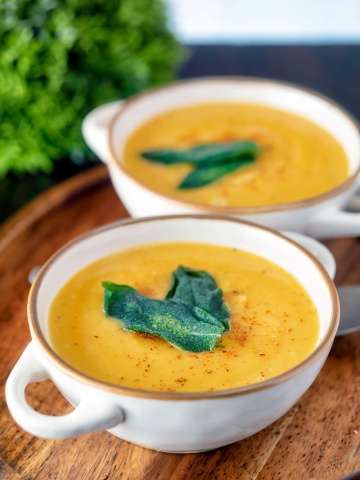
[178,157,255,189]
[140,140,260,165]
[102,266,230,352]
[102,282,226,352]
[165,266,230,329]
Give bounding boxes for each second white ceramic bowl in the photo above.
[82,77,360,238]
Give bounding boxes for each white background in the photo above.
[166,0,360,44]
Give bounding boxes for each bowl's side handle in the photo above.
[307,176,360,239]
[81,101,124,164]
[308,206,360,239]
[5,342,123,439]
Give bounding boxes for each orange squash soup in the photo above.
[48,242,320,392]
[123,103,349,207]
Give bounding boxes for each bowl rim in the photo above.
[107,76,360,214]
[28,214,339,400]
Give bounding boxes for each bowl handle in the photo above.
[81,101,124,164]
[5,342,123,439]
[307,204,360,239]
[307,179,360,239]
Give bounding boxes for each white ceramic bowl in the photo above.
[82,77,360,239]
[6,216,338,453]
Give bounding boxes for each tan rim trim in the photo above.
[28,214,339,400]
[107,76,360,214]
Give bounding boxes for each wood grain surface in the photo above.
[1,165,360,480]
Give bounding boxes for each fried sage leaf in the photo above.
[165,266,230,329]
[103,283,225,352]
[140,140,260,166]
[140,140,261,188]
[179,157,255,189]
[102,266,230,352]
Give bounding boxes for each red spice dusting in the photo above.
[138,287,155,297]
[135,332,158,340]
[235,331,248,346]
[175,377,187,383]
[219,132,238,142]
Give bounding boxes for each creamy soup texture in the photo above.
[49,242,320,392]
[123,103,349,207]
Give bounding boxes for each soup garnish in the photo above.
[140,140,261,188]
[103,265,230,352]
[124,103,349,207]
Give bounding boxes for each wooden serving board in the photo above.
[1,164,360,480]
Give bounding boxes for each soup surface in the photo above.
[49,242,319,392]
[123,103,348,207]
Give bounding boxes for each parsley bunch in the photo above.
[0,0,182,177]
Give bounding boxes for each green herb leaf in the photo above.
[140,149,195,164]
[165,266,230,329]
[178,157,255,189]
[140,140,260,165]
[140,140,261,188]
[102,266,230,352]
[0,0,183,177]
[102,282,226,352]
